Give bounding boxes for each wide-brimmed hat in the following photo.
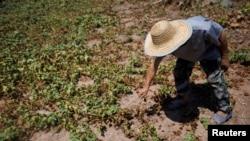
[144,20,192,57]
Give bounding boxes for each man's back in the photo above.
[172,16,223,62]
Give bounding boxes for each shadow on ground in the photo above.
[162,83,218,123]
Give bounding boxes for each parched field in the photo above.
[0,0,249,141]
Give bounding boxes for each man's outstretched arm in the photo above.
[138,57,163,98]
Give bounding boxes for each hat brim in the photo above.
[144,20,192,57]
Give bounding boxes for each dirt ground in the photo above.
[31,0,250,141]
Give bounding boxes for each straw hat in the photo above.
[144,20,192,57]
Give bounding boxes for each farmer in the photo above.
[138,16,232,124]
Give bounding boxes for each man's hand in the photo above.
[138,87,149,98]
[221,57,229,71]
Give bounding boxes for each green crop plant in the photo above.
[229,48,250,65]
[136,124,163,141]
[240,2,250,14]
[200,117,211,130]
[184,131,196,141]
